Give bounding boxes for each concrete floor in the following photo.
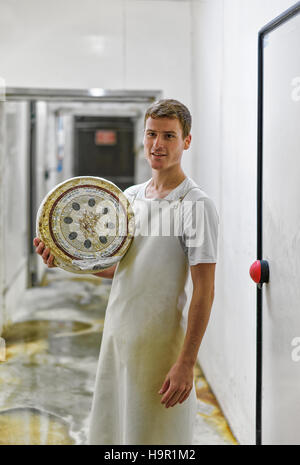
[0,268,238,445]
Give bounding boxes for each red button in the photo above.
[249,260,261,283]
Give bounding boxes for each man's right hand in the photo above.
[33,237,116,277]
[33,237,56,268]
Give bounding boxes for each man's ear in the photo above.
[184,133,192,150]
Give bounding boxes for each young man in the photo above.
[34,99,219,445]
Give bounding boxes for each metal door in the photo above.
[257,2,300,445]
[74,116,135,191]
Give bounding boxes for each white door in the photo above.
[261,7,300,445]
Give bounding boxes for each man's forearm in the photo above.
[92,264,117,279]
[177,291,214,367]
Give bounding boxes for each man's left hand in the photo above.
[158,361,194,408]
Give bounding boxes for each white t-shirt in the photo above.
[123,176,219,266]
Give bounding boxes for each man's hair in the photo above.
[144,99,191,139]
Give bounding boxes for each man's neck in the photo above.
[149,169,187,193]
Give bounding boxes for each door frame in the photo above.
[5,88,161,287]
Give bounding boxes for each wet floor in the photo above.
[0,269,238,445]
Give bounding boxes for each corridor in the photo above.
[0,269,237,445]
[1,0,300,446]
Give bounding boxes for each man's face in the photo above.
[143,117,191,171]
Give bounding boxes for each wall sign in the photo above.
[95,130,117,145]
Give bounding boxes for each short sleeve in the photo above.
[123,185,138,203]
[179,195,219,265]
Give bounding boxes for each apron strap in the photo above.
[178,186,203,202]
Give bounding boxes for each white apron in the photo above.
[87,186,200,445]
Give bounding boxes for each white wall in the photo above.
[0,102,29,330]
[0,0,195,176]
[0,104,5,333]
[0,0,192,119]
[190,0,297,445]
